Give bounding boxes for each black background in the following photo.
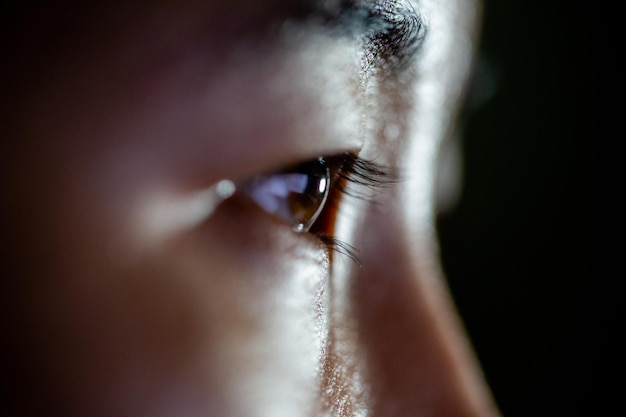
[437,1,619,416]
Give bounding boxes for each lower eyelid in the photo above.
[204,193,328,263]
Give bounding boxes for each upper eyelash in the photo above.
[334,152,397,199]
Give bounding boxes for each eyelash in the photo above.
[311,152,395,263]
[235,151,393,264]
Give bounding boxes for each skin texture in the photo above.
[2,1,501,416]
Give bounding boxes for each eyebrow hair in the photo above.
[364,0,428,69]
[304,0,427,71]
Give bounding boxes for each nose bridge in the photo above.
[352,196,500,417]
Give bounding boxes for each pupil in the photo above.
[242,157,330,232]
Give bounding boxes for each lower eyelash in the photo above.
[317,234,362,266]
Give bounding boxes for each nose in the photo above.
[348,189,500,417]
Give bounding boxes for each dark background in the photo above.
[437,1,618,416]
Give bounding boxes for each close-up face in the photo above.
[3,1,500,416]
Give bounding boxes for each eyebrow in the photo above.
[364,0,428,69]
[300,0,428,71]
[175,1,427,72]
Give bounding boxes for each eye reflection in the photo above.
[241,157,330,232]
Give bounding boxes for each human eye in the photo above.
[239,156,331,233]
[235,151,394,262]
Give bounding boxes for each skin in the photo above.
[2,1,501,416]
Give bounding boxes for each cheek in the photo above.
[171,200,330,417]
[4,18,358,417]
[7,180,329,417]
